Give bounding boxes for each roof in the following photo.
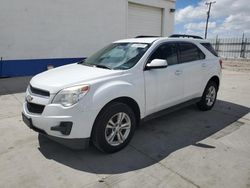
[114,37,208,44]
[114,37,160,44]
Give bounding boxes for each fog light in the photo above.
[51,122,73,135]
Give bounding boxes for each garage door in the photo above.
[128,3,163,38]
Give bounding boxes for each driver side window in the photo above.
[149,43,178,66]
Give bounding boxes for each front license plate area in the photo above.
[22,113,32,128]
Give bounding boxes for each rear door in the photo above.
[178,42,206,100]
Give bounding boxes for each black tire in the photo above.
[197,81,218,111]
[91,102,136,153]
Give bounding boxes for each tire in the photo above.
[91,102,136,153]
[197,80,218,111]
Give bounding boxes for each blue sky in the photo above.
[176,0,200,9]
[174,0,250,38]
[175,0,201,36]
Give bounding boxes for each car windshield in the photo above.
[80,43,150,70]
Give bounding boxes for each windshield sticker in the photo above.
[131,44,148,48]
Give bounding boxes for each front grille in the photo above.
[29,85,50,97]
[27,102,45,114]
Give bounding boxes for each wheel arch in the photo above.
[90,96,141,138]
[208,75,220,89]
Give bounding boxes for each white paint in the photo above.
[23,37,221,140]
[0,0,175,60]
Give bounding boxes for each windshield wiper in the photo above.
[78,59,86,64]
[79,61,111,70]
[93,64,111,70]
[79,61,95,67]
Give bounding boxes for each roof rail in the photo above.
[169,34,203,39]
[135,35,160,38]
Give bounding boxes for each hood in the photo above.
[30,63,123,93]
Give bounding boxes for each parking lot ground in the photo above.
[0,69,250,188]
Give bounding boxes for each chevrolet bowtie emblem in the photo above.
[26,95,33,102]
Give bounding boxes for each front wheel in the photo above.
[197,81,218,111]
[91,102,136,153]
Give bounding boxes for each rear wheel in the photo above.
[197,81,218,111]
[92,102,136,153]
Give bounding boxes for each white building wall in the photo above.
[0,0,175,60]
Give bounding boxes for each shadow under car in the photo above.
[38,100,249,174]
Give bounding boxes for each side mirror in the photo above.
[145,59,168,70]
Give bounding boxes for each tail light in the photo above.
[219,59,223,68]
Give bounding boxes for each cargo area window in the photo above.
[201,43,218,57]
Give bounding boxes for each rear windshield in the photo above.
[201,43,218,57]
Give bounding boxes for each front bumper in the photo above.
[22,112,89,149]
[22,85,100,149]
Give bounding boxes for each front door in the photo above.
[144,42,184,115]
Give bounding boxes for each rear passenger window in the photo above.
[149,43,178,66]
[179,43,205,63]
[201,43,218,57]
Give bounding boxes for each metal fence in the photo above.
[207,36,250,59]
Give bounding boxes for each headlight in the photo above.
[52,85,89,107]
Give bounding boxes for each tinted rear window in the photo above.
[201,43,218,57]
[179,43,205,63]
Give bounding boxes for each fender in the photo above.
[91,80,145,118]
[201,60,221,95]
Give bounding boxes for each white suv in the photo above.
[22,35,221,153]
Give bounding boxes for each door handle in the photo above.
[175,70,182,75]
[202,63,207,67]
